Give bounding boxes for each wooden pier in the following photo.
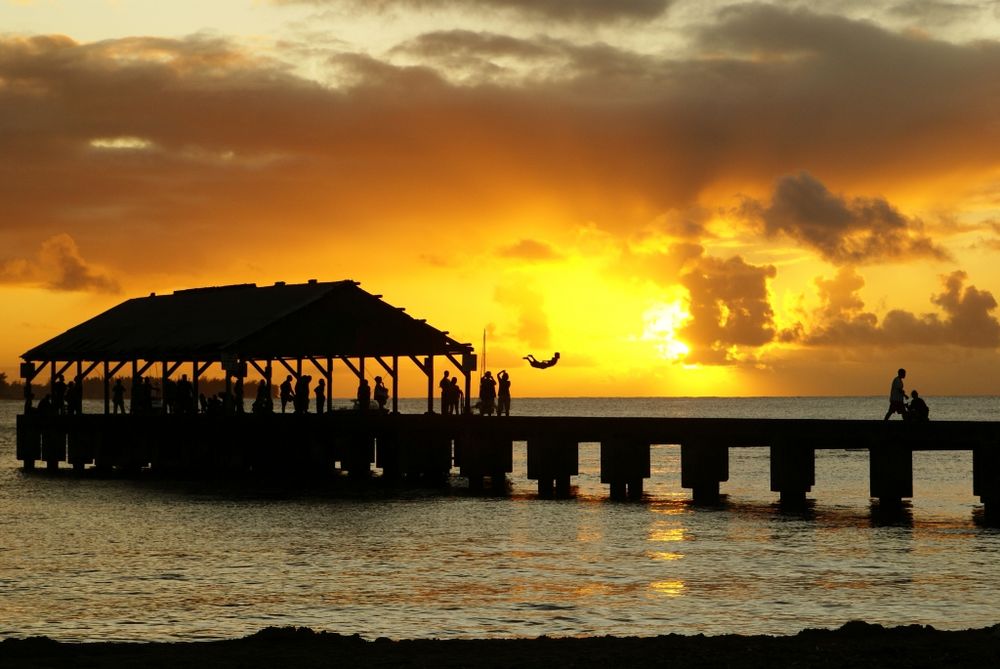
[15,412,1000,515]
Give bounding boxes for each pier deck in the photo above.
[15,412,1000,514]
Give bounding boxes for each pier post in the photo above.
[869,442,912,506]
[681,441,728,504]
[527,437,578,497]
[769,441,815,506]
[973,445,1000,519]
[457,428,512,491]
[67,417,96,473]
[600,437,650,500]
[41,416,67,471]
[15,414,41,470]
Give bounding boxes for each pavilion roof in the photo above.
[21,280,472,362]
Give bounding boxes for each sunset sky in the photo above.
[2,0,1000,397]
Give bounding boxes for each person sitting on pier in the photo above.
[524,352,560,369]
[883,368,908,420]
[279,375,294,414]
[112,379,126,414]
[252,380,271,414]
[906,390,930,422]
[374,376,389,411]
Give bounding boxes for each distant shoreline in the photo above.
[3,622,1000,668]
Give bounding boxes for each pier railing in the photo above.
[15,412,1000,512]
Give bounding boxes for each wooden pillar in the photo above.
[103,361,111,415]
[162,360,169,414]
[600,437,650,500]
[426,356,434,414]
[392,356,399,414]
[681,441,729,504]
[130,360,138,413]
[326,357,333,413]
[192,359,200,405]
[464,369,472,415]
[770,442,815,506]
[75,360,83,414]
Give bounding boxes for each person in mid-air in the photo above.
[524,352,560,369]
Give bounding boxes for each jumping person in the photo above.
[524,352,560,369]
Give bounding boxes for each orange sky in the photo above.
[2,1,1000,396]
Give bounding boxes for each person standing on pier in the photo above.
[357,378,371,411]
[479,371,496,415]
[294,375,311,413]
[374,376,389,411]
[53,374,66,414]
[112,379,126,414]
[884,368,908,420]
[449,376,463,415]
[279,375,294,413]
[439,370,450,414]
[315,379,326,414]
[497,370,511,416]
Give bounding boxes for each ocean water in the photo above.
[1,396,999,642]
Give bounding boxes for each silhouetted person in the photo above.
[315,379,326,414]
[497,370,511,416]
[52,374,66,414]
[37,394,52,415]
[884,368,908,420]
[176,374,193,414]
[479,371,496,415]
[142,377,154,413]
[279,375,294,414]
[199,392,209,413]
[439,370,450,414]
[112,379,126,414]
[164,378,177,414]
[449,376,462,415]
[374,376,389,410]
[524,352,560,369]
[64,381,76,415]
[234,376,245,414]
[357,378,371,411]
[907,390,930,421]
[294,375,311,413]
[253,380,271,414]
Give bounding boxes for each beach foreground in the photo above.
[3,622,1000,668]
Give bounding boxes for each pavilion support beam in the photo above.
[103,361,111,414]
[426,356,434,414]
[326,357,333,413]
[276,358,299,379]
[339,356,362,379]
[392,356,399,414]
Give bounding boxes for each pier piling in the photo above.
[600,437,650,500]
[527,437,578,497]
[681,442,729,504]
[770,441,815,506]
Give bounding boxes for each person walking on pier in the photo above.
[315,379,326,414]
[279,375,294,414]
[439,370,450,414]
[884,368,908,420]
[497,370,511,416]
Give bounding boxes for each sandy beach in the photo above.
[3,622,1000,668]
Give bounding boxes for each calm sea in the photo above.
[2,396,999,642]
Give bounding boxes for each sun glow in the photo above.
[641,300,691,361]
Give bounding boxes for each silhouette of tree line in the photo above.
[0,372,254,401]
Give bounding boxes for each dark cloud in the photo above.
[800,270,1000,348]
[678,254,777,365]
[0,234,121,293]
[497,239,563,261]
[274,0,673,23]
[748,172,949,264]
[3,7,1000,277]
